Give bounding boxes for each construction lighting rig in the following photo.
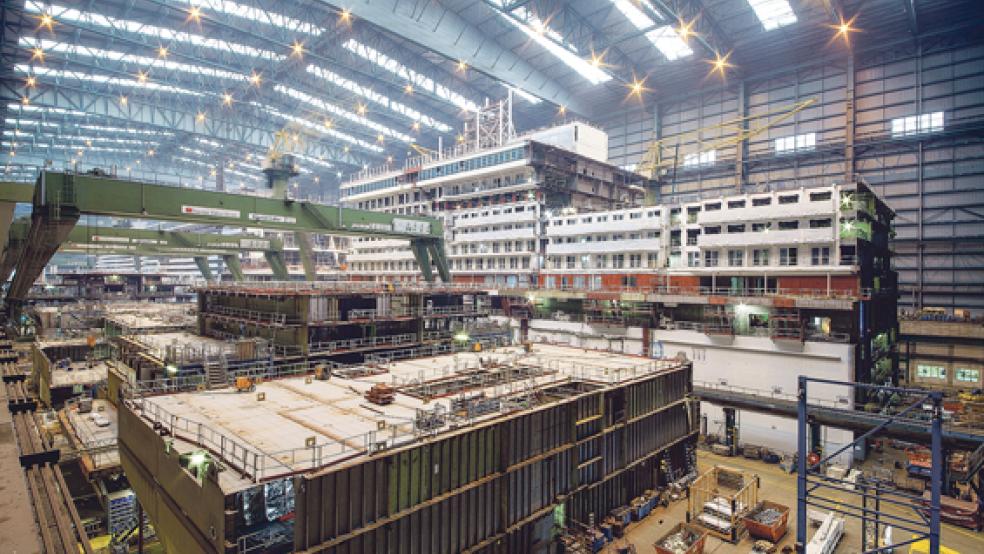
[0,171,451,317]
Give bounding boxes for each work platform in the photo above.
[118,343,698,554]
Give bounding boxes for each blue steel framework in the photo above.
[796,376,943,554]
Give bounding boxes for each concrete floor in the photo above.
[619,450,984,553]
[0,382,42,554]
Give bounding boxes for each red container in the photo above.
[742,501,789,542]
[654,522,707,554]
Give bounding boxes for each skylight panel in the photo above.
[747,0,797,31]
[306,65,452,132]
[504,85,541,105]
[174,0,324,35]
[257,104,384,153]
[274,85,413,143]
[608,1,692,61]
[25,2,283,61]
[17,65,204,97]
[20,38,248,82]
[342,40,480,113]
[494,7,611,85]
[7,104,88,117]
[644,27,693,61]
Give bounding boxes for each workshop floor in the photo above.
[0,376,43,554]
[619,451,984,553]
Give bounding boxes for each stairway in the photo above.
[204,358,228,389]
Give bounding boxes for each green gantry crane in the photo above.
[1,171,450,314]
[1,218,290,283]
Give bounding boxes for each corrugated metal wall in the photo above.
[602,40,984,313]
[292,364,696,553]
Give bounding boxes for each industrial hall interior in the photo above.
[0,0,982,553]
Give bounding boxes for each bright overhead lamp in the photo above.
[187,6,202,23]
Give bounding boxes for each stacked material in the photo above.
[365,383,396,405]
[743,501,790,542]
[921,491,982,530]
[654,523,707,554]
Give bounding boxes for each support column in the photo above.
[193,256,213,281]
[735,80,748,192]
[723,407,739,456]
[295,231,317,281]
[844,52,856,183]
[223,254,244,282]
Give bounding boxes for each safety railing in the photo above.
[204,305,289,326]
[307,333,418,355]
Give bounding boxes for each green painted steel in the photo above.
[194,257,213,281]
[222,255,245,282]
[0,182,36,204]
[32,171,449,281]
[294,231,316,281]
[36,171,443,238]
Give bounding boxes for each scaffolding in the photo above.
[797,378,944,553]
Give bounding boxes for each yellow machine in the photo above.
[908,537,959,554]
[235,376,256,392]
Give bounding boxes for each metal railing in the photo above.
[205,305,289,326]
[307,333,418,354]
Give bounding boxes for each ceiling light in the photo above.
[249,72,262,86]
[38,12,55,31]
[411,121,420,131]
[340,8,352,22]
[629,79,645,96]
[677,19,694,40]
[456,60,467,72]
[222,92,233,106]
[147,148,155,156]
[196,112,206,122]
[456,134,464,143]
[376,133,384,143]
[119,95,128,106]
[832,16,858,42]
[187,6,202,23]
[158,46,168,58]
[404,84,413,94]
[136,70,148,84]
[25,76,37,88]
[20,96,30,106]
[343,145,349,152]
[31,47,45,62]
[558,105,566,116]
[356,103,366,115]
[291,40,305,58]
[386,155,393,163]
[590,53,603,67]
[710,52,733,75]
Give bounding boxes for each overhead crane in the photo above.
[2,171,450,315]
[1,218,291,282]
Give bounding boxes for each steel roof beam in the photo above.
[311,0,592,115]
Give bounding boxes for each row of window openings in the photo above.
[552,209,660,227]
[917,364,979,382]
[552,231,660,244]
[450,241,537,255]
[674,112,945,169]
[694,247,832,267]
[452,203,535,222]
[550,254,659,269]
[703,218,832,235]
[455,258,531,270]
[353,171,530,208]
[456,222,537,234]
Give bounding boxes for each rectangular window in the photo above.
[774,132,816,153]
[629,254,642,268]
[810,191,832,201]
[630,212,642,219]
[753,222,771,232]
[779,194,799,204]
[780,247,798,266]
[683,150,717,167]
[811,247,830,265]
[956,368,980,383]
[891,111,944,137]
[728,250,744,267]
[753,249,770,266]
[809,218,832,228]
[727,224,746,233]
[687,252,701,267]
[752,197,772,207]
[704,251,719,267]
[705,202,722,211]
[728,200,746,209]
[613,254,625,269]
[704,226,721,235]
[778,221,799,230]
[916,364,947,379]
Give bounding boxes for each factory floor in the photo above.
[620,451,984,553]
